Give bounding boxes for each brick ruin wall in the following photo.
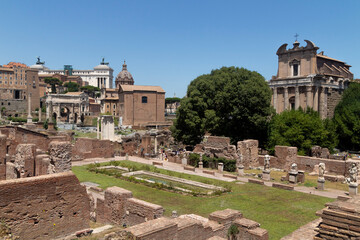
[237,139,259,168]
[259,145,353,176]
[0,172,90,240]
[104,208,268,240]
[95,186,163,227]
[72,137,116,161]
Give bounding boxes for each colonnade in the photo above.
[97,77,107,88]
[272,85,328,119]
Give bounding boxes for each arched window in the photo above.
[142,96,148,103]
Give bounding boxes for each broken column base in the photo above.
[262,170,270,181]
[198,161,203,170]
[349,183,358,196]
[317,177,325,191]
[237,165,244,177]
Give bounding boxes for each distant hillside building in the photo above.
[119,85,165,127]
[31,58,113,89]
[0,62,40,115]
[269,40,353,118]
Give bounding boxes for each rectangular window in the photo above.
[142,96,148,103]
[293,64,298,76]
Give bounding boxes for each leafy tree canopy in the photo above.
[334,82,360,151]
[165,97,181,104]
[267,108,337,155]
[64,82,79,92]
[80,85,100,98]
[171,66,273,146]
[44,77,63,93]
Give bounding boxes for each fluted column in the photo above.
[306,86,312,109]
[284,87,289,110]
[295,86,300,110]
[313,86,319,111]
[273,87,278,113]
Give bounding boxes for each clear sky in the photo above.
[1,0,359,98]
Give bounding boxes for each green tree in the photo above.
[171,67,273,146]
[165,97,181,104]
[63,82,79,92]
[44,77,63,93]
[80,85,100,98]
[267,108,337,155]
[333,82,360,151]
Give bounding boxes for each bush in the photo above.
[43,119,48,130]
[202,156,236,172]
[7,117,26,122]
[188,153,200,166]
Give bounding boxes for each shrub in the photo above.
[188,153,200,166]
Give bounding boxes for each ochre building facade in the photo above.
[269,40,353,118]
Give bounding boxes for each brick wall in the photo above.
[106,208,268,240]
[238,139,259,168]
[96,186,164,227]
[0,172,90,240]
[205,136,230,149]
[72,138,114,160]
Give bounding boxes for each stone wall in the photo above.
[274,145,297,170]
[194,136,238,160]
[72,138,115,160]
[105,208,268,240]
[205,136,230,149]
[315,196,360,239]
[237,139,259,168]
[0,172,90,240]
[49,141,72,173]
[0,133,6,180]
[96,186,164,227]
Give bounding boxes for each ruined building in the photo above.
[268,40,353,118]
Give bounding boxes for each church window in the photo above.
[293,64,298,76]
[142,96,148,103]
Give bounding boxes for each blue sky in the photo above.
[1,0,359,98]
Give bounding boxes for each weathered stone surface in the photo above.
[237,139,258,168]
[274,146,297,170]
[14,143,36,178]
[0,133,6,180]
[49,141,72,173]
[0,172,90,240]
[5,162,17,179]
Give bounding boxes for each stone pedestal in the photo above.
[125,153,129,161]
[349,183,358,196]
[289,171,298,184]
[198,161,203,170]
[218,162,224,173]
[317,177,325,190]
[237,165,244,176]
[181,157,187,166]
[262,170,270,181]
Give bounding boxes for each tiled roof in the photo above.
[120,85,165,93]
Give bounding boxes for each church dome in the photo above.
[115,61,134,87]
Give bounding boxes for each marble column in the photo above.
[273,87,278,114]
[306,86,312,109]
[313,86,319,112]
[284,87,289,110]
[321,88,328,119]
[27,93,32,123]
[295,86,300,110]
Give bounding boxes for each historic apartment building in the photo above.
[0,62,40,114]
[268,40,353,118]
[31,58,114,89]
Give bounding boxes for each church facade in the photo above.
[268,40,353,118]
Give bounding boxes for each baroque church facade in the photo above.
[268,40,353,118]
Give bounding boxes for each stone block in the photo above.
[184,166,195,172]
[203,170,215,175]
[218,162,224,172]
[349,183,358,196]
[248,178,264,185]
[49,141,72,173]
[234,218,260,229]
[317,178,325,191]
[14,144,36,178]
[237,139,259,168]
[274,145,297,170]
[272,183,294,190]
[5,162,17,179]
[209,209,242,224]
[262,171,270,181]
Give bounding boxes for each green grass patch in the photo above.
[73,161,333,240]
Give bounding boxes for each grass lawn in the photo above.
[73,161,333,240]
[72,130,97,139]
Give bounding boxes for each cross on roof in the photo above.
[294,33,299,41]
